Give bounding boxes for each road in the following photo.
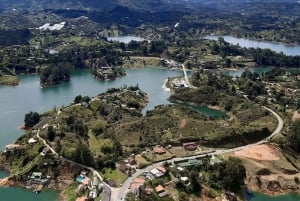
[182,64,194,88]
[115,106,283,201]
[36,128,103,182]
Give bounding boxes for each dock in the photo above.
[33,184,43,193]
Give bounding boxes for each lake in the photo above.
[0,67,299,200]
[220,67,274,77]
[204,35,300,56]
[107,36,145,44]
[252,192,300,201]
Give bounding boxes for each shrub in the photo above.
[256,168,272,176]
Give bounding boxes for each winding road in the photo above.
[115,106,283,201]
[36,128,103,182]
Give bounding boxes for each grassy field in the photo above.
[100,168,128,186]
[135,154,151,168]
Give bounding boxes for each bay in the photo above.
[204,35,300,56]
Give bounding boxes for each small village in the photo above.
[2,138,224,201]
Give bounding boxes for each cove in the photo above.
[107,36,145,44]
[251,192,300,201]
[175,102,227,119]
[204,35,300,56]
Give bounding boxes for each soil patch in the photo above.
[234,144,280,161]
[180,119,187,128]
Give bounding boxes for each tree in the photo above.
[74,95,83,103]
[222,157,246,193]
[288,119,300,153]
[24,111,40,128]
[47,125,56,141]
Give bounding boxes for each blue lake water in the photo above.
[204,35,300,56]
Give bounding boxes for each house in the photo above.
[127,155,136,165]
[5,144,20,152]
[130,177,145,195]
[177,167,184,172]
[180,177,190,186]
[89,189,97,199]
[40,147,50,156]
[150,168,164,178]
[210,155,222,165]
[153,145,166,154]
[106,179,116,187]
[183,142,197,151]
[30,172,43,183]
[76,196,88,201]
[145,187,153,195]
[119,163,129,173]
[28,138,37,144]
[178,159,203,167]
[155,185,165,194]
[156,166,166,174]
[155,185,168,198]
[82,177,91,186]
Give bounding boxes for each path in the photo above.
[115,106,283,201]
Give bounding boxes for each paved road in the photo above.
[115,106,283,201]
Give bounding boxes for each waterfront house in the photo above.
[30,172,43,183]
[5,144,20,152]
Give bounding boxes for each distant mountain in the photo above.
[0,0,298,11]
[0,0,165,11]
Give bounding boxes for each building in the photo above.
[119,163,129,173]
[156,166,166,174]
[155,185,168,197]
[127,155,136,165]
[177,159,203,167]
[5,144,20,152]
[180,177,190,186]
[130,177,145,196]
[155,185,165,194]
[150,168,164,178]
[183,142,198,151]
[153,145,166,154]
[40,147,51,156]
